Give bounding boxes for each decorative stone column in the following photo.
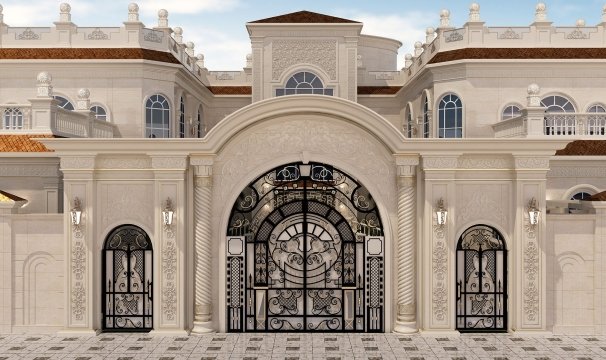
[191,157,215,333]
[394,156,419,333]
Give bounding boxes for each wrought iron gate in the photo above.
[103,225,153,331]
[226,163,384,332]
[456,225,507,332]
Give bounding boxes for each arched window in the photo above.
[276,71,333,96]
[145,94,170,138]
[571,192,592,201]
[90,105,107,121]
[179,96,185,138]
[540,95,575,113]
[405,103,413,138]
[197,106,204,138]
[423,96,430,138]
[501,104,521,120]
[541,95,576,135]
[3,108,23,129]
[53,96,74,110]
[586,103,606,135]
[438,94,463,138]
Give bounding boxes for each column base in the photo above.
[191,320,215,334]
[393,321,418,334]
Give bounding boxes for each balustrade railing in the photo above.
[492,115,526,138]
[0,105,31,131]
[53,108,89,137]
[494,113,606,137]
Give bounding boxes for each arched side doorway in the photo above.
[456,225,507,332]
[102,224,153,332]
[226,162,385,332]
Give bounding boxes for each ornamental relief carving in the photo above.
[71,282,85,321]
[61,157,95,170]
[96,157,151,169]
[422,157,458,170]
[432,239,448,322]
[151,157,187,169]
[272,39,337,80]
[515,157,550,169]
[214,118,395,213]
[162,240,178,321]
[71,241,85,280]
[523,239,539,322]
[457,157,512,169]
[548,166,606,178]
[0,165,60,177]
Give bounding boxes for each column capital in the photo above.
[395,155,419,179]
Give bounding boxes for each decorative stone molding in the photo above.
[162,240,177,321]
[457,156,512,169]
[456,189,507,228]
[422,157,458,170]
[18,28,40,40]
[0,164,59,177]
[100,183,153,232]
[431,239,448,321]
[271,39,337,80]
[499,28,521,39]
[96,157,151,169]
[515,157,550,169]
[143,29,163,43]
[71,241,85,280]
[60,157,96,170]
[151,157,187,170]
[445,30,464,43]
[523,238,539,321]
[548,166,606,178]
[396,168,417,325]
[87,28,109,40]
[567,28,589,40]
[71,282,85,321]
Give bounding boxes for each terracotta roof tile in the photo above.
[207,86,252,95]
[587,191,606,201]
[429,48,606,64]
[0,190,27,202]
[0,48,180,64]
[357,86,402,95]
[0,135,55,152]
[555,140,606,156]
[250,11,359,24]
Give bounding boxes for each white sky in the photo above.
[1,0,604,70]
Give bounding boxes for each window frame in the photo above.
[437,93,463,138]
[276,71,333,97]
[3,107,24,130]
[145,94,171,138]
[53,95,75,111]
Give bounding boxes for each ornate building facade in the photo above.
[1,2,606,335]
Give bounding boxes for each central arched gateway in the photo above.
[225,162,385,332]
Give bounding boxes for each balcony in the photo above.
[1,104,116,138]
[493,113,606,138]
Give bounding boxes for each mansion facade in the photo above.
[1,2,606,336]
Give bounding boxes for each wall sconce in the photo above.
[435,198,448,226]
[528,197,540,225]
[70,197,82,227]
[162,197,175,227]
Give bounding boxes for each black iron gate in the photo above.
[226,163,384,332]
[102,225,153,331]
[456,225,507,332]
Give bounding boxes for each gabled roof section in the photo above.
[555,140,606,156]
[0,190,26,203]
[587,191,606,202]
[0,135,55,152]
[249,10,359,24]
[0,48,180,64]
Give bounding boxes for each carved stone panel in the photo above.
[456,184,511,230]
[99,183,154,233]
[272,40,337,80]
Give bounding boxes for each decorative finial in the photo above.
[128,3,139,22]
[603,4,606,23]
[158,9,168,27]
[36,72,53,98]
[0,4,4,24]
[576,18,585,27]
[77,88,90,110]
[425,27,435,43]
[246,53,252,67]
[173,26,183,43]
[527,83,541,107]
[404,53,413,68]
[59,3,71,22]
[439,9,450,28]
[469,3,480,22]
[185,41,194,56]
[414,41,423,57]
[535,3,547,22]
[196,53,205,68]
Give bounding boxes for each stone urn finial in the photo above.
[158,8,168,27]
[196,53,205,68]
[404,53,413,68]
[602,4,606,23]
[527,83,541,107]
[414,41,423,57]
[576,18,586,27]
[59,3,71,22]
[469,3,481,22]
[128,3,139,22]
[425,27,435,43]
[439,9,450,28]
[36,72,53,98]
[185,41,195,56]
[535,2,547,22]
[77,88,90,110]
[173,26,183,43]
[246,53,253,67]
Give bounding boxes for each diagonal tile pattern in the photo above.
[0,333,604,359]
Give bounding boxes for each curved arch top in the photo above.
[204,95,405,153]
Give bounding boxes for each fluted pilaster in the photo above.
[191,161,214,333]
[394,156,419,333]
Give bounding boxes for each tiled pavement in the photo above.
[0,333,605,360]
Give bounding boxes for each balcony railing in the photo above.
[494,113,606,138]
[1,104,115,138]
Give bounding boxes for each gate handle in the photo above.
[147,280,153,301]
[456,281,461,300]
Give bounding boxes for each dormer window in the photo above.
[276,71,333,97]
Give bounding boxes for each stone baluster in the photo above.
[191,160,214,333]
[394,156,419,333]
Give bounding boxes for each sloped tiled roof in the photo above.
[587,191,606,201]
[555,140,606,156]
[0,190,26,203]
[0,135,55,152]
[429,48,606,64]
[0,48,180,64]
[207,86,252,95]
[357,86,402,95]
[250,11,359,24]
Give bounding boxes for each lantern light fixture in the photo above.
[70,197,82,227]
[162,197,174,226]
[528,197,540,225]
[436,198,448,226]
